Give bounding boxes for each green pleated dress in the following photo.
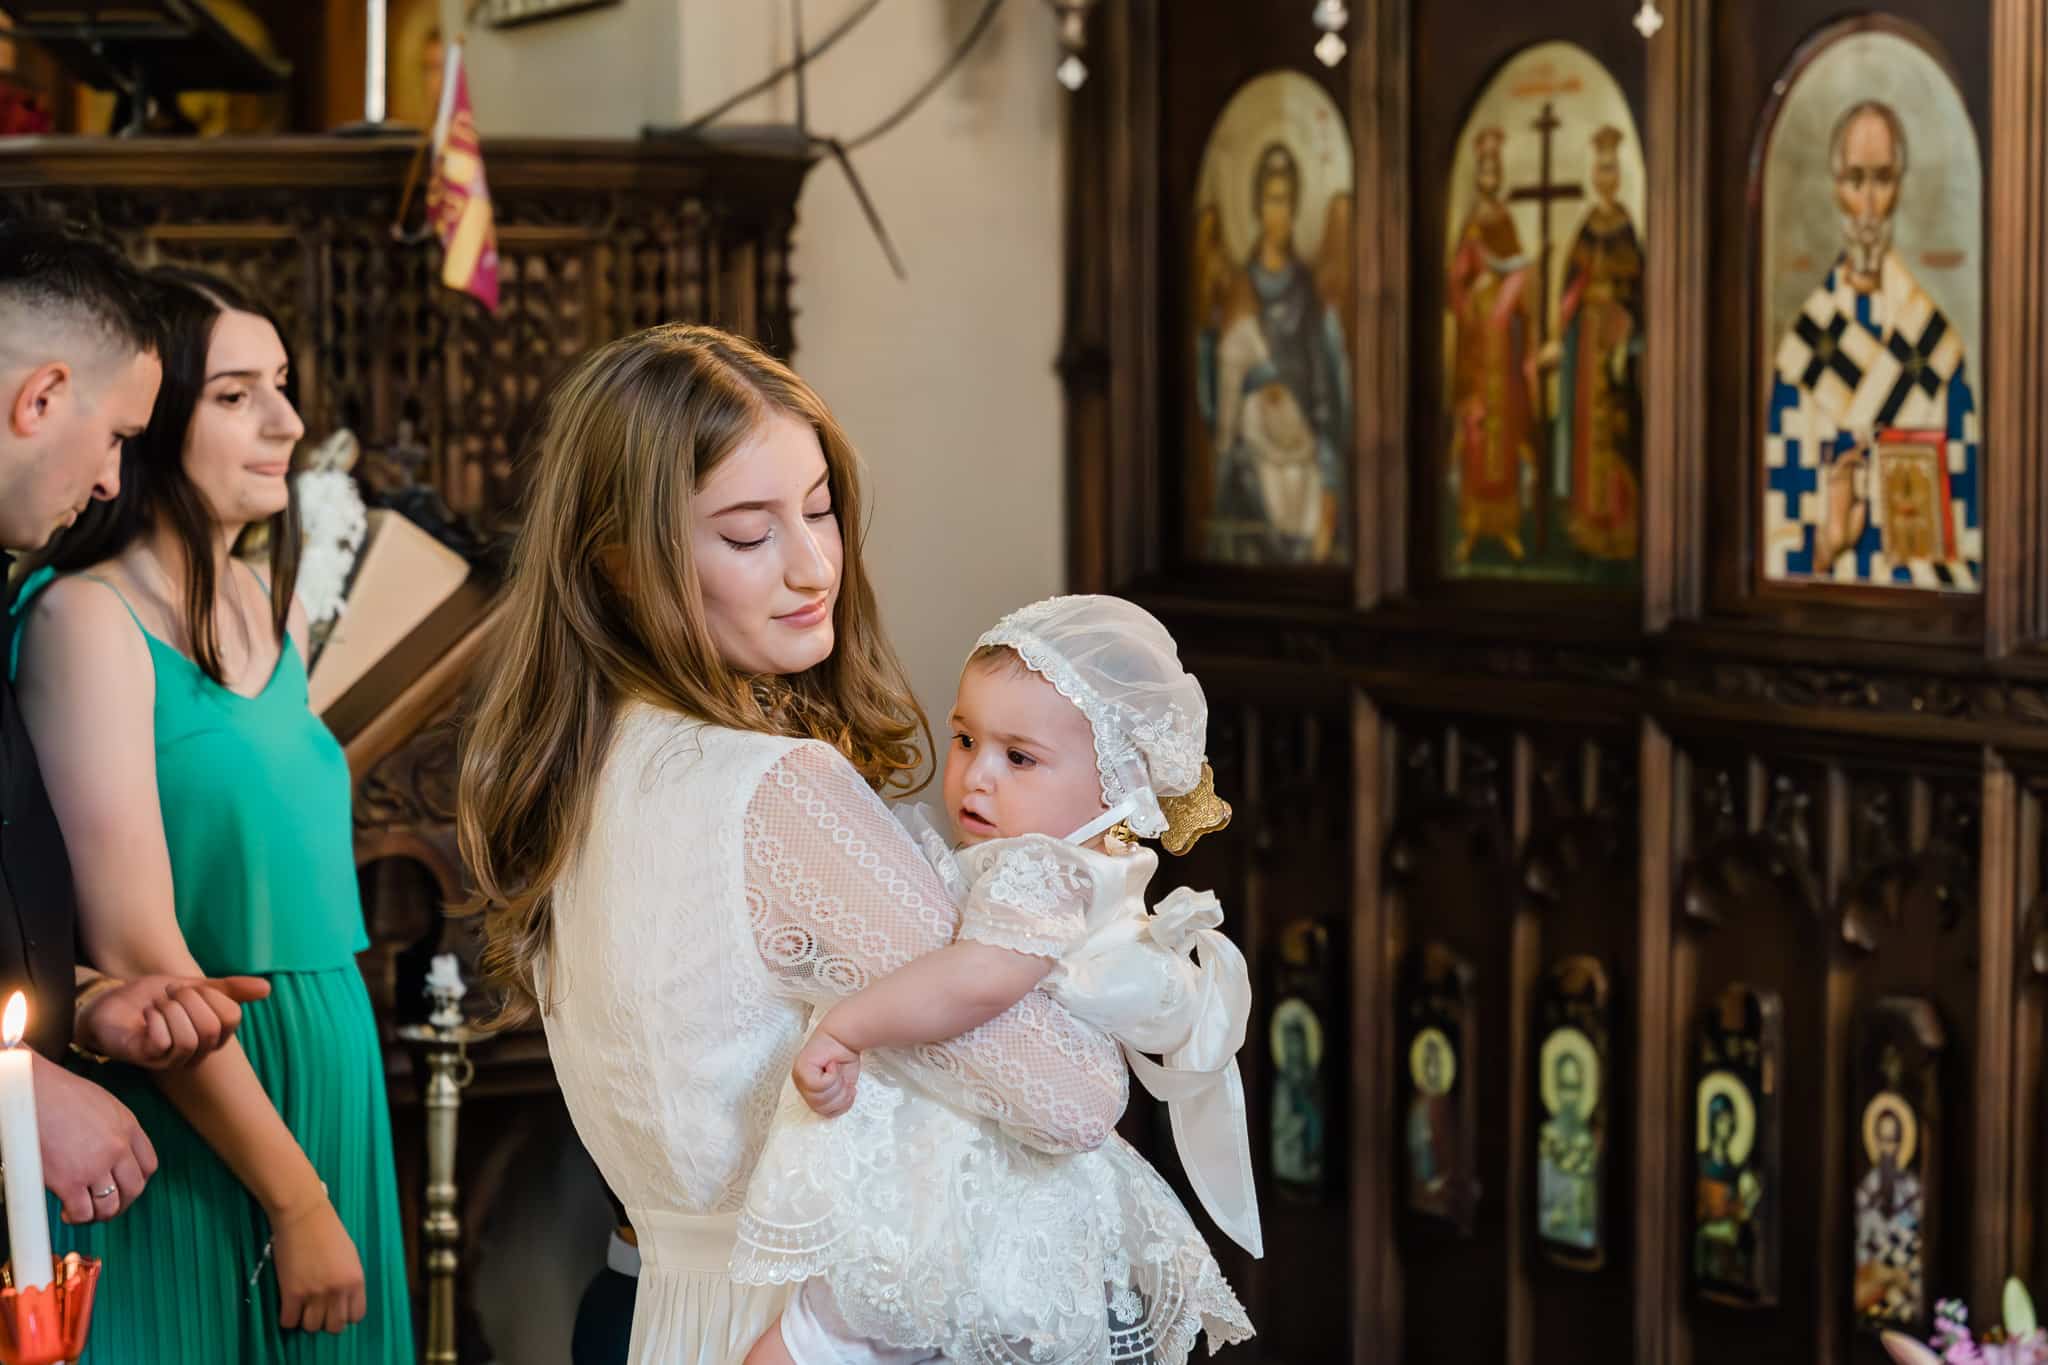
[9,569,414,1365]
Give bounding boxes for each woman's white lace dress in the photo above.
[731,832,1255,1363]
[539,706,1130,1364]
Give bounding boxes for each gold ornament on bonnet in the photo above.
[1160,763,1232,855]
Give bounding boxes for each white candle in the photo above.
[0,993,51,1290]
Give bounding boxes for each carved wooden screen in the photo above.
[0,138,806,529]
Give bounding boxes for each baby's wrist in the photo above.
[813,1006,866,1055]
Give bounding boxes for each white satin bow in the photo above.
[1124,887,1263,1259]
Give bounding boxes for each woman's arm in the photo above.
[745,742,1127,1153]
[15,579,365,1333]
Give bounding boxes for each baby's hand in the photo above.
[792,1031,861,1117]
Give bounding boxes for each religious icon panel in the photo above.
[1694,983,1783,1308]
[1851,997,1945,1336]
[1757,28,1982,593]
[1534,956,1612,1270]
[1188,69,1355,568]
[1269,919,1334,1202]
[1402,942,1478,1234]
[1440,41,1645,587]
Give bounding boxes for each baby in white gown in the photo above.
[734,595,1259,1365]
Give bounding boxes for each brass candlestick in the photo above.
[397,955,482,1365]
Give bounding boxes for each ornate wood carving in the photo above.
[0,138,810,530]
[1523,738,1633,909]
[1831,773,1979,958]
[1839,774,1915,952]
[1681,767,1822,930]
[1387,722,1514,884]
[1655,654,2048,740]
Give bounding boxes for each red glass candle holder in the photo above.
[0,1253,98,1364]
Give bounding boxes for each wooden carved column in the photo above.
[1987,0,2048,655]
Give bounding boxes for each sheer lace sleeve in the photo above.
[744,742,1126,1153]
[955,836,1094,960]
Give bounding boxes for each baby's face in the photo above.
[944,655,1107,845]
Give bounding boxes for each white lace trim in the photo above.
[977,595,1205,838]
[983,846,1085,915]
[958,920,1074,961]
[954,841,1093,961]
[733,1072,1253,1364]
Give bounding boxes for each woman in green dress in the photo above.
[8,267,413,1361]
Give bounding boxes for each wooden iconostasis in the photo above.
[1061,1,2048,1362]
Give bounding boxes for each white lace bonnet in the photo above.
[974,595,1207,840]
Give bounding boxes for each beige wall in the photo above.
[440,0,684,137]
[778,0,1067,743]
[448,0,1067,743]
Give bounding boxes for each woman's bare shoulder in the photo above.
[18,566,148,657]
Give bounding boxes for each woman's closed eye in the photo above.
[722,507,833,551]
[216,388,250,408]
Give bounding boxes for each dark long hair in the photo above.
[31,267,302,684]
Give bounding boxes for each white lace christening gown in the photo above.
[732,831,1256,1364]
[538,707,1129,1365]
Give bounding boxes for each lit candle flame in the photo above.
[2,992,25,1049]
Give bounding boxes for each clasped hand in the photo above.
[76,973,272,1069]
[41,974,272,1225]
[791,1029,861,1118]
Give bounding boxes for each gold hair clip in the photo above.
[1160,763,1231,855]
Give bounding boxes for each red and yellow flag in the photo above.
[426,41,499,313]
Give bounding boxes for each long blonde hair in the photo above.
[457,324,927,1023]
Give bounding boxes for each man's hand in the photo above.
[76,975,271,1069]
[791,1030,861,1118]
[34,1053,157,1224]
